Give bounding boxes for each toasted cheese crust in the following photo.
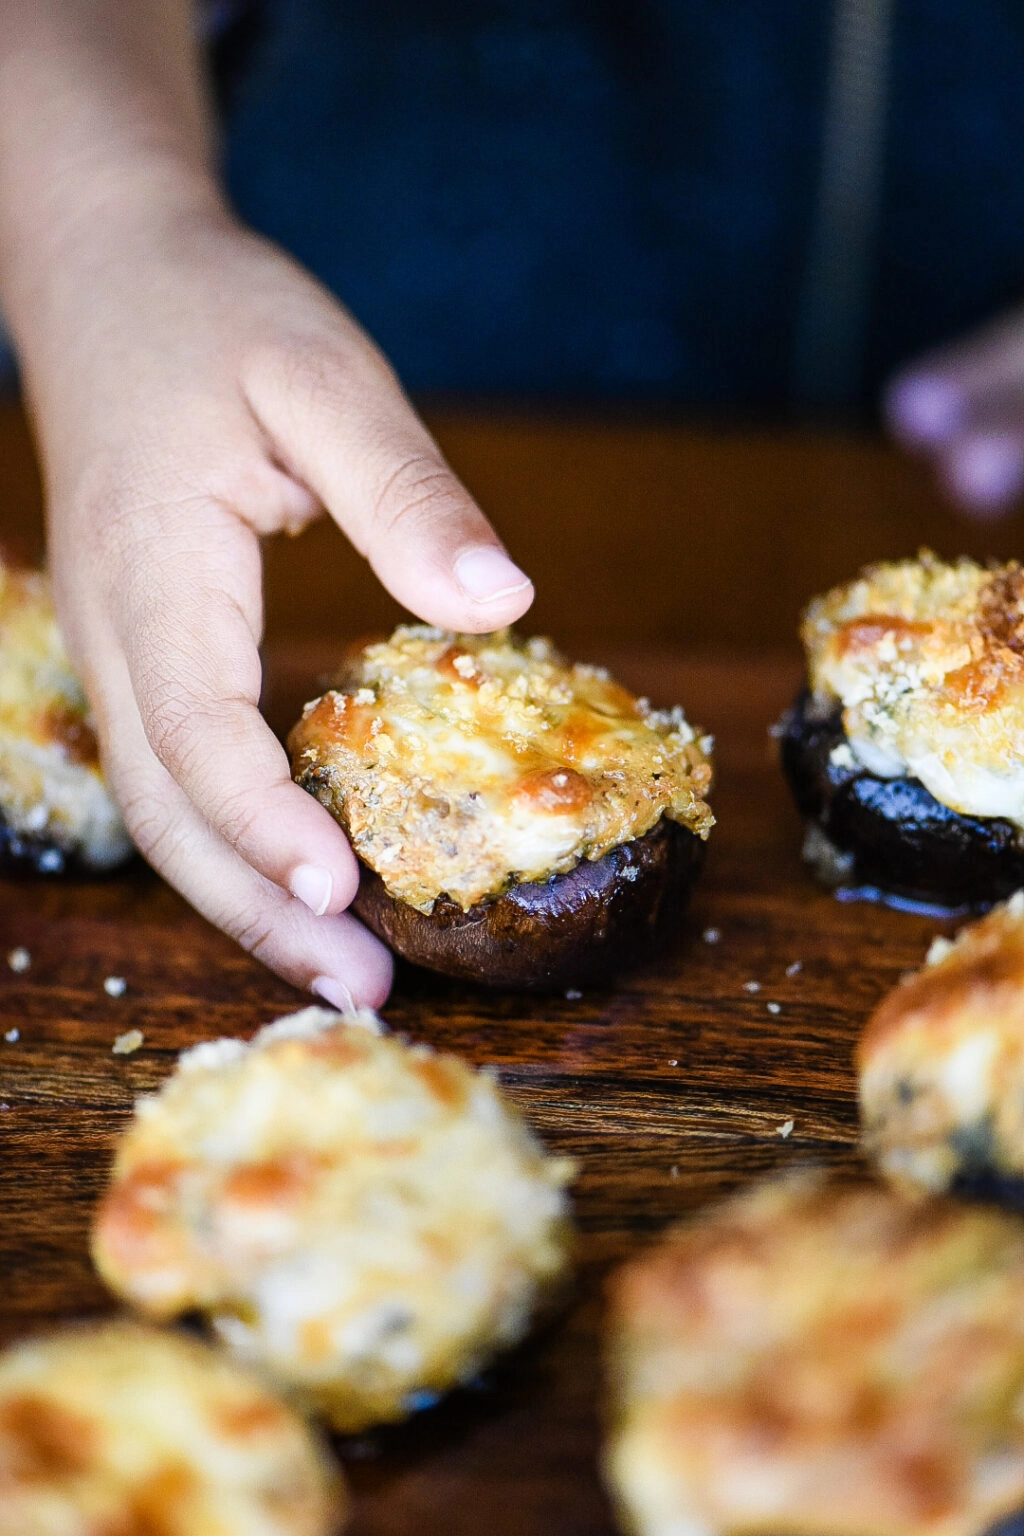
[803,552,1024,830]
[605,1173,1024,1536]
[0,560,131,869]
[92,1007,575,1432]
[860,892,1024,1195]
[0,1321,343,1536]
[288,626,713,912]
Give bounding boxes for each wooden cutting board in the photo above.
[0,646,955,1536]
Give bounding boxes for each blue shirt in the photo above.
[218,1,1024,416]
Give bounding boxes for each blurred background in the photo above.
[7,0,1024,653]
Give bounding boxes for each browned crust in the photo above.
[858,902,1024,1063]
[353,818,703,990]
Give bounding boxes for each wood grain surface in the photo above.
[0,641,961,1536]
[4,397,1024,652]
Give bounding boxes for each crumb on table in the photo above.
[112,1029,144,1056]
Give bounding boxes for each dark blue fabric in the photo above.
[220,1,1024,416]
[868,0,1024,393]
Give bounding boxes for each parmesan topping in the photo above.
[0,1322,342,1536]
[803,552,1024,831]
[93,1008,575,1433]
[860,892,1024,1196]
[289,627,713,911]
[606,1173,1024,1536]
[0,560,131,867]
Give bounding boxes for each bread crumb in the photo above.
[668,1059,679,1067]
[777,1119,795,1138]
[103,976,127,998]
[564,988,583,1001]
[702,927,721,944]
[766,1002,782,1016]
[4,1027,19,1043]
[785,960,803,977]
[670,1165,680,1179]
[743,980,761,994]
[112,1029,144,1056]
[925,936,955,968]
[7,948,30,973]
[257,1005,381,1047]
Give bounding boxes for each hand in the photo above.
[34,200,534,1006]
[886,306,1024,517]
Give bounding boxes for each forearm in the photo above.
[0,0,222,376]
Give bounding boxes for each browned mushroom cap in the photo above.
[354,817,703,990]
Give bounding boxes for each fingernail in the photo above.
[311,975,355,1014]
[454,546,532,604]
[289,864,333,917]
[948,436,1024,511]
[887,376,963,444]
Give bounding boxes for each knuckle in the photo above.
[370,455,463,545]
[230,913,278,964]
[271,343,362,417]
[115,787,179,869]
[142,689,209,783]
[203,783,265,854]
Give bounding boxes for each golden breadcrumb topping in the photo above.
[803,552,1024,829]
[0,1321,343,1536]
[92,1007,575,1433]
[860,891,1024,1195]
[605,1172,1024,1536]
[604,1173,1024,1536]
[288,626,713,912]
[0,558,130,867]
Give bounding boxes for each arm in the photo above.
[0,0,534,1005]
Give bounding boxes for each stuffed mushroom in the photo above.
[780,553,1024,911]
[288,627,714,988]
[859,891,1024,1205]
[92,1006,575,1432]
[0,556,132,875]
[605,1171,1024,1536]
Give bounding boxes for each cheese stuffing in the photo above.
[92,1007,575,1432]
[803,552,1024,831]
[860,890,1024,1197]
[0,558,131,869]
[605,1172,1024,1536]
[289,627,713,912]
[0,1321,343,1536]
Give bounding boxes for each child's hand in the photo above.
[36,203,533,1006]
[887,306,1024,517]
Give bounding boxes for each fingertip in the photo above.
[451,546,535,631]
[885,373,964,447]
[460,578,536,632]
[941,434,1024,517]
[311,924,394,1011]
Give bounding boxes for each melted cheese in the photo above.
[0,560,131,867]
[859,892,1024,1195]
[0,1322,342,1535]
[92,1007,575,1433]
[289,626,714,911]
[803,553,1024,831]
[605,1173,1024,1536]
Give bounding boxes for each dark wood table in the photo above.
[0,642,957,1536]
